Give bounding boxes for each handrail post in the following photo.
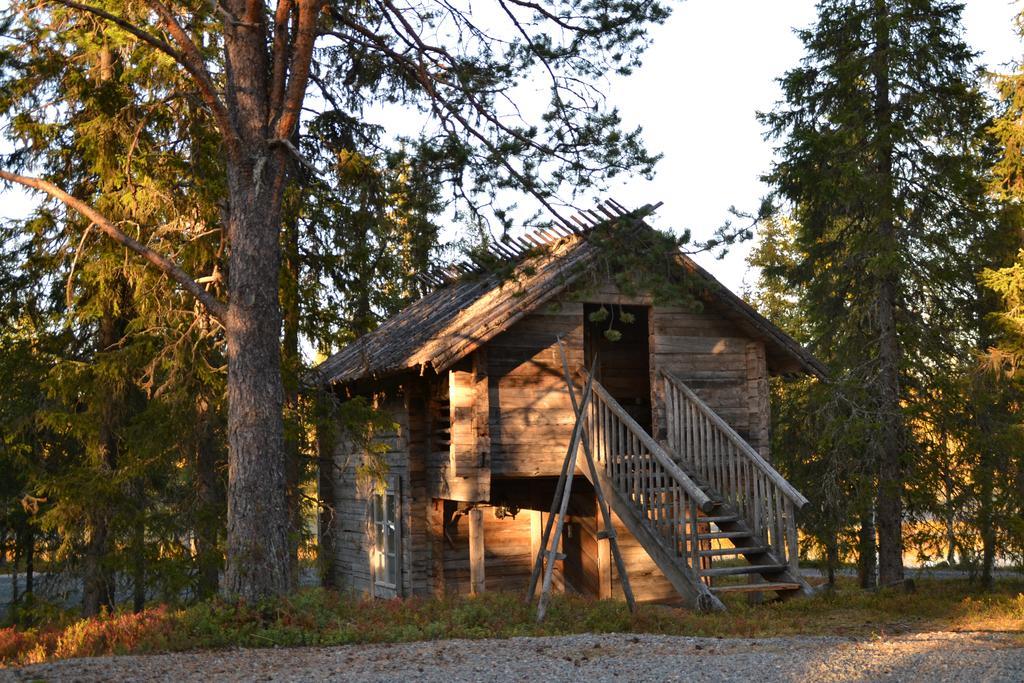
[785,499,800,573]
[660,369,809,511]
[689,498,699,572]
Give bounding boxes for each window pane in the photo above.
[373,485,400,588]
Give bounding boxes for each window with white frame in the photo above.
[372,481,399,592]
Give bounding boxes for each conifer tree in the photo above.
[979,9,1024,583]
[761,0,993,587]
[1,0,666,599]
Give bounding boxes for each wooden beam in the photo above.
[469,506,485,595]
[429,499,446,596]
[596,504,612,599]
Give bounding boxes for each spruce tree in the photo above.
[980,8,1024,582]
[761,0,993,587]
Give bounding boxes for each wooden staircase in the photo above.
[578,370,813,611]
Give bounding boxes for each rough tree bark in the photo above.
[857,511,877,589]
[871,0,905,589]
[194,396,222,600]
[218,0,322,599]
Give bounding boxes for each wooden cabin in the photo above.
[314,200,825,611]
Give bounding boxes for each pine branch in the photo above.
[50,0,241,158]
[0,170,229,322]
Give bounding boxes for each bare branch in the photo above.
[268,0,295,122]
[0,170,228,322]
[269,137,319,176]
[273,0,322,140]
[144,0,241,154]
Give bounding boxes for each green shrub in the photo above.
[2,578,1023,667]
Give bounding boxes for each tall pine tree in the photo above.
[761,0,993,587]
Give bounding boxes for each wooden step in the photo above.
[696,532,753,540]
[710,582,801,594]
[699,545,770,557]
[699,563,788,577]
[697,515,738,524]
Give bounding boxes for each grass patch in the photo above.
[2,577,1023,667]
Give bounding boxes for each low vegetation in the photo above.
[3,578,1023,667]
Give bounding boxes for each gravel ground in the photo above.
[3,631,1023,682]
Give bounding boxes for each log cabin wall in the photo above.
[330,385,434,598]
[329,394,408,596]
[445,284,772,485]
[649,304,772,458]
[344,285,775,602]
[427,353,491,501]
[428,480,570,597]
[565,481,677,602]
[488,303,584,477]
[405,381,433,595]
[440,505,552,594]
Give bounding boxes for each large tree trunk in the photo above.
[194,396,223,600]
[82,507,115,615]
[218,3,295,600]
[221,177,290,600]
[871,0,905,589]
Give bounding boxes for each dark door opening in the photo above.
[583,303,652,434]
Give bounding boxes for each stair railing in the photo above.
[582,371,714,575]
[662,370,808,572]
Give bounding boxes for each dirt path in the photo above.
[3,631,1022,682]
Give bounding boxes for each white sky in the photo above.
[1,0,1021,294]
[601,0,1023,292]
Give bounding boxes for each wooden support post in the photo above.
[532,354,599,621]
[530,510,543,570]
[596,502,613,599]
[469,506,485,595]
[556,341,636,613]
[429,499,446,596]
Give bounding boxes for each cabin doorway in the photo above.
[583,303,652,434]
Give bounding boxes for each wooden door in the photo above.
[583,303,652,434]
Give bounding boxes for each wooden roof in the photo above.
[315,200,827,385]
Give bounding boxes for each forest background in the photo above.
[1,0,1023,622]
